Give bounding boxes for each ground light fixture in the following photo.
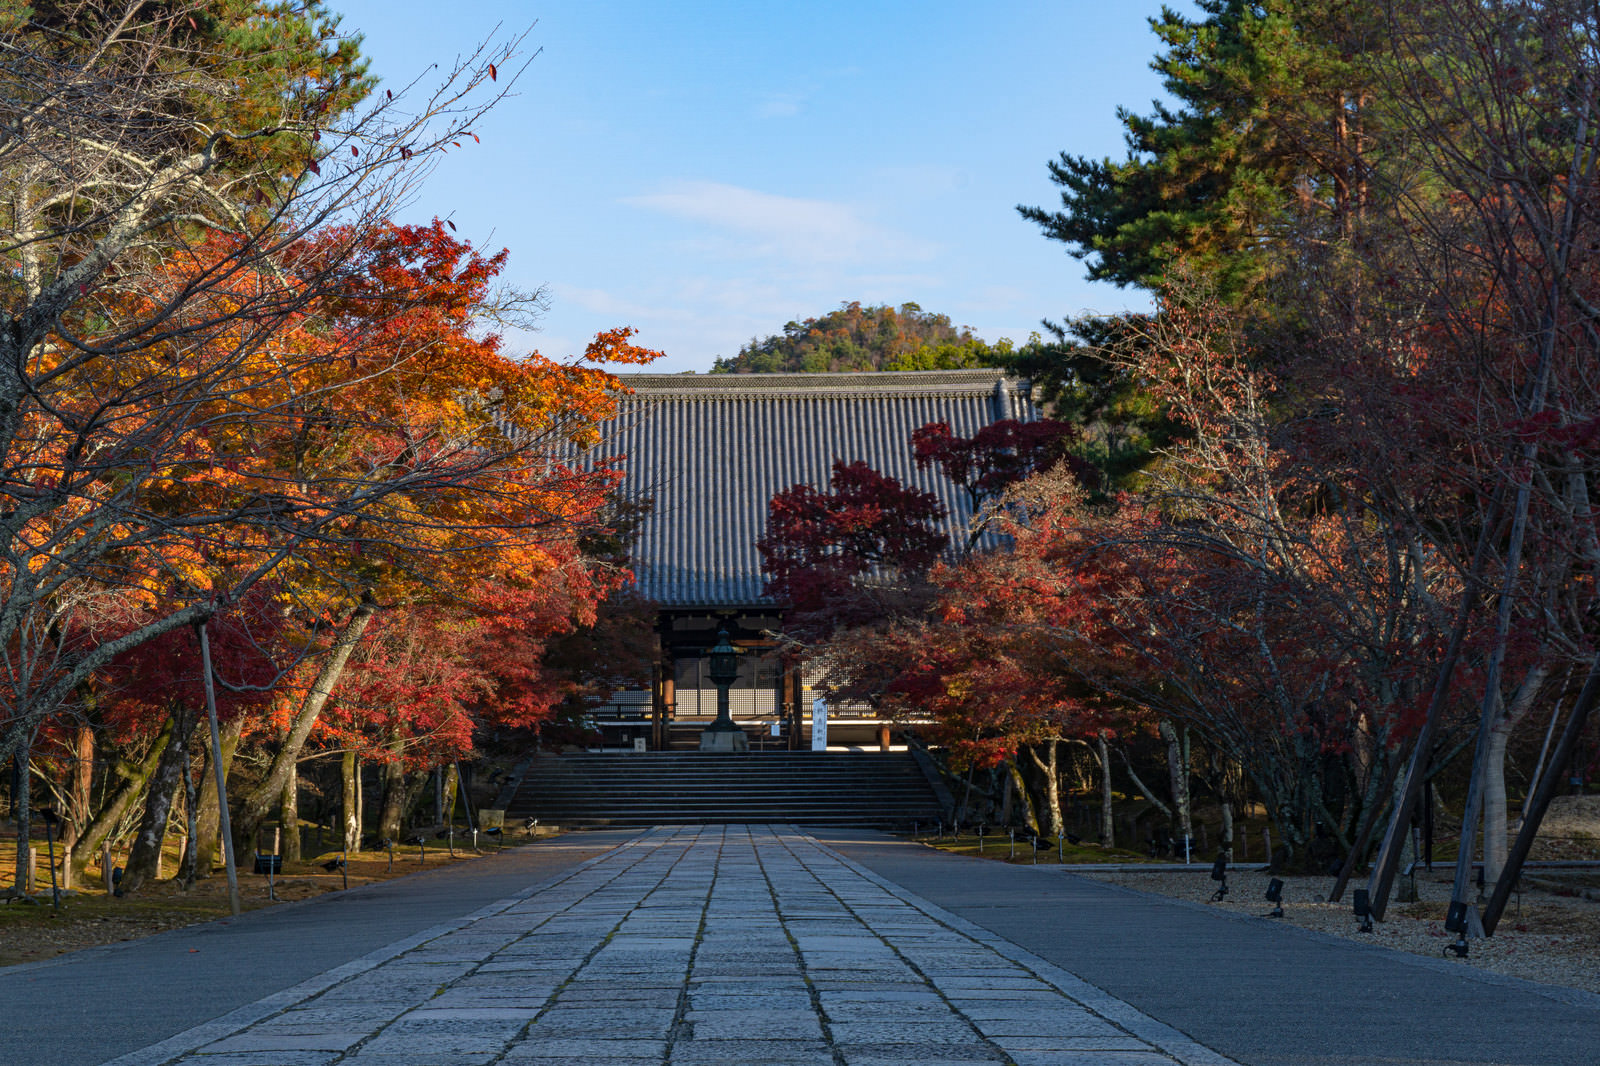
[1264,877,1285,918]
[321,853,348,889]
[1353,888,1375,933]
[1209,855,1229,902]
[1444,900,1471,958]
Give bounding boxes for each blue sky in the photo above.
[330,1,1175,372]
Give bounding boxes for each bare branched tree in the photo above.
[0,3,559,771]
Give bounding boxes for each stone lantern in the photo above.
[699,627,748,752]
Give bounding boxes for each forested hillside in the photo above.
[711,301,1014,374]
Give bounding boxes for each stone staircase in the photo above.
[502,751,947,828]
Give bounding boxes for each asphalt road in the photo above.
[0,830,637,1066]
[817,829,1600,1066]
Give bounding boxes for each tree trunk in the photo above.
[1484,664,1549,893]
[192,714,243,877]
[120,706,196,896]
[280,769,301,864]
[1097,731,1115,847]
[61,724,95,853]
[378,738,408,843]
[440,761,459,828]
[12,735,31,894]
[1115,745,1174,822]
[402,770,430,834]
[1026,740,1064,838]
[68,725,171,883]
[342,749,362,853]
[1394,788,1419,903]
[177,736,198,888]
[1160,719,1193,847]
[234,594,376,853]
[1484,650,1600,934]
[1006,758,1040,835]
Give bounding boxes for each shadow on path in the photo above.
[819,828,1600,1066]
[0,831,636,1066]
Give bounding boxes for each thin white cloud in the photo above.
[623,180,937,265]
[555,284,690,322]
[756,92,805,118]
[956,285,1031,314]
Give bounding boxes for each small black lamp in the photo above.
[1353,888,1374,933]
[1444,900,1471,957]
[1264,877,1284,918]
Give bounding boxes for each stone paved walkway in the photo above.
[105,825,1236,1066]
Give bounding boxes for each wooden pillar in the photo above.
[784,664,801,750]
[773,657,785,749]
[650,663,665,751]
[661,669,676,750]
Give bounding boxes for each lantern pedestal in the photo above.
[698,721,749,752]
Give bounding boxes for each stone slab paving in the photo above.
[103,826,1235,1066]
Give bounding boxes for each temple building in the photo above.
[584,369,1037,750]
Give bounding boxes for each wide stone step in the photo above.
[504,751,944,827]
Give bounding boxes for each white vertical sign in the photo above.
[811,697,828,751]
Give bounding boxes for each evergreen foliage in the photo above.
[1018,0,1385,298]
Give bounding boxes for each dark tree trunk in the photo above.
[280,771,301,864]
[1097,731,1115,847]
[440,762,459,828]
[998,763,1013,826]
[177,736,198,888]
[120,706,197,896]
[192,715,242,877]
[62,724,95,853]
[1160,719,1193,846]
[378,741,407,844]
[1007,757,1040,835]
[12,735,31,894]
[68,725,170,883]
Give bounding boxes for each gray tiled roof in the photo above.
[590,369,1037,607]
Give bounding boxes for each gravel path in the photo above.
[1079,865,1600,996]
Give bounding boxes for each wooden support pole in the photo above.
[43,824,59,908]
[199,621,242,918]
